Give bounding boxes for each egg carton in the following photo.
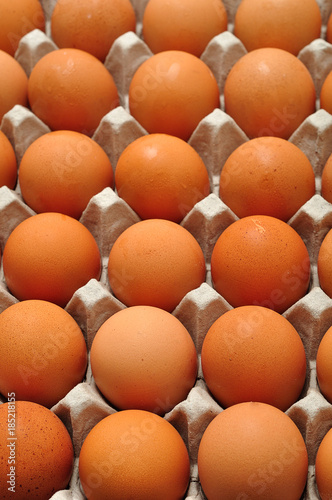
[1,0,332,498]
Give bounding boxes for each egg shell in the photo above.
[201,305,307,411]
[0,1,332,499]
[79,409,191,499]
[0,0,45,56]
[0,50,29,123]
[50,0,136,62]
[142,0,228,57]
[0,299,88,408]
[90,305,198,415]
[197,402,309,499]
[233,0,322,56]
[0,400,74,499]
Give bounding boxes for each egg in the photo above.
[316,326,332,404]
[128,50,220,141]
[18,130,114,219]
[201,305,307,411]
[3,212,101,307]
[108,219,206,312]
[210,215,311,313]
[197,402,308,500]
[320,71,332,116]
[0,0,45,56]
[234,0,322,55]
[90,305,197,415]
[219,136,316,221]
[224,47,316,139]
[115,133,210,222]
[0,49,28,123]
[0,130,17,189]
[327,12,332,43]
[0,299,87,408]
[51,0,136,62]
[317,228,332,300]
[142,0,228,57]
[315,427,332,500]
[79,409,190,499]
[0,400,74,499]
[321,153,332,203]
[27,48,119,136]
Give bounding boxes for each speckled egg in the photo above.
[0,299,87,408]
[79,409,190,499]
[2,212,101,307]
[0,400,74,499]
[201,305,307,411]
[108,219,206,312]
[211,215,311,313]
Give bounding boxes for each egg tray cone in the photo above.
[0,1,332,499]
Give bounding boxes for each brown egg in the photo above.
[320,71,332,117]
[234,0,322,56]
[2,212,101,307]
[128,50,220,141]
[315,427,332,500]
[28,48,119,136]
[211,215,311,313]
[0,400,74,499]
[198,402,308,500]
[219,136,315,221]
[0,299,87,408]
[0,49,28,123]
[224,47,316,139]
[321,153,332,203]
[142,0,228,57]
[51,0,136,62]
[201,305,307,411]
[108,219,206,312]
[0,130,17,189]
[90,305,197,415]
[316,325,332,404]
[318,229,332,300]
[0,0,45,56]
[327,12,332,43]
[115,133,210,223]
[18,130,114,219]
[79,409,190,499]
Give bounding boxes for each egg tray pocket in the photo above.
[1,1,332,498]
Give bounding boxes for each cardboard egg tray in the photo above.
[1,0,332,498]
